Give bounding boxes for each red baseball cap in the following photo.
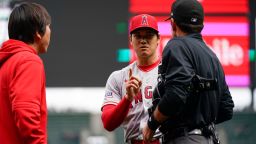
[129,14,158,34]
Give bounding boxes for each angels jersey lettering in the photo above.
[102,61,161,142]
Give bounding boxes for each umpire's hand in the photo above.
[143,124,154,143]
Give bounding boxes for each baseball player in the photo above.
[101,14,162,144]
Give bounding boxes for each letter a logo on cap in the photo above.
[129,14,158,34]
[141,15,148,26]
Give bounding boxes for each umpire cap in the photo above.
[166,0,204,25]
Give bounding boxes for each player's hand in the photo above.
[125,68,142,101]
[142,124,154,143]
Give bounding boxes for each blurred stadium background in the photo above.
[0,0,256,143]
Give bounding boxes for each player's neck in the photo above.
[137,55,159,66]
[137,56,160,72]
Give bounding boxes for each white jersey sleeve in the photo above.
[102,70,125,107]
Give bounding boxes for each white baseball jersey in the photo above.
[102,61,161,142]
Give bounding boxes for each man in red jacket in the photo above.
[0,2,51,144]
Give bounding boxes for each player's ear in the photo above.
[157,32,160,44]
[157,36,160,46]
[129,34,133,44]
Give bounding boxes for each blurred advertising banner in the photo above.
[130,0,248,14]
[129,0,249,87]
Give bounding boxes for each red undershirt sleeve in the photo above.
[101,96,131,131]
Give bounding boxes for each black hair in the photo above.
[8,2,51,43]
[176,22,204,34]
[130,27,160,38]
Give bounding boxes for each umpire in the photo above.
[143,0,234,144]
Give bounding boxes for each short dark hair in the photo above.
[130,27,160,38]
[8,2,51,44]
[176,22,204,33]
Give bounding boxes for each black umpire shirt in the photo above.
[158,33,234,129]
